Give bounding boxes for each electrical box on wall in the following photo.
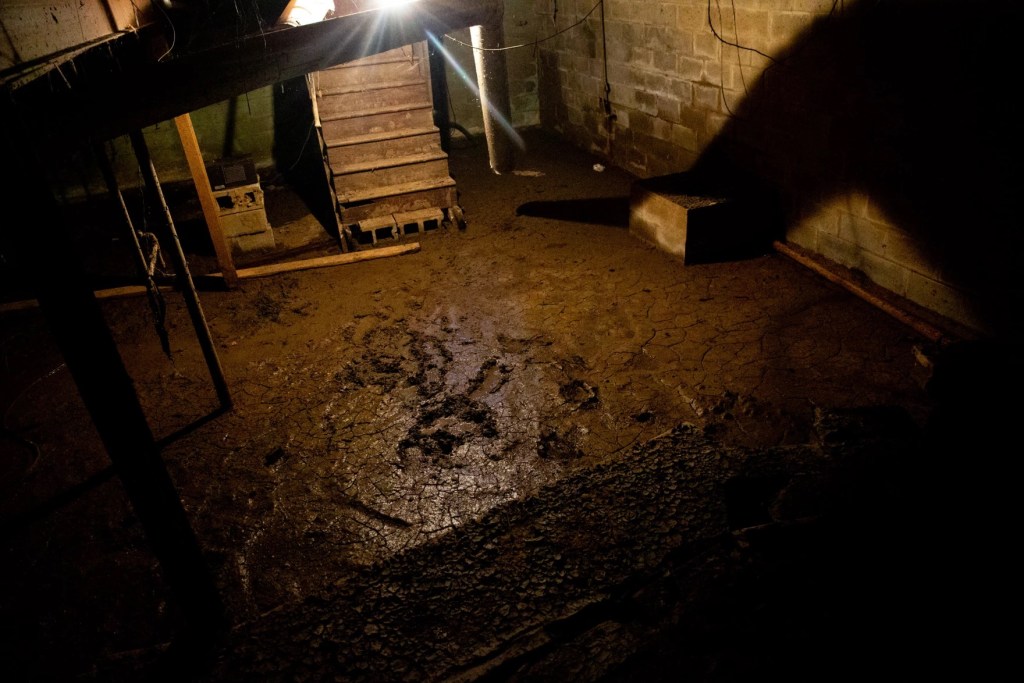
[206,157,258,191]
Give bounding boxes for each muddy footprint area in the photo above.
[0,129,946,681]
[151,293,705,623]
[1,241,935,681]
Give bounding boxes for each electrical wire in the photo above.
[444,0,603,52]
[715,0,745,117]
[153,0,177,62]
[706,0,778,66]
[709,0,849,120]
[707,0,847,71]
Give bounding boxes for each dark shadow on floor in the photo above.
[515,197,631,227]
[272,76,340,243]
[688,0,1024,341]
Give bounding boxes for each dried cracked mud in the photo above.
[4,128,1004,682]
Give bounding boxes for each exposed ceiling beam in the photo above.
[2,1,502,156]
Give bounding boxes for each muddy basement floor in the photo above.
[1,128,1018,682]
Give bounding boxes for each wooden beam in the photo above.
[0,285,176,315]
[2,245,424,313]
[204,243,421,281]
[130,129,233,409]
[4,1,504,154]
[773,240,953,346]
[2,122,227,658]
[174,113,239,289]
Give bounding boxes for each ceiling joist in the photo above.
[2,1,502,156]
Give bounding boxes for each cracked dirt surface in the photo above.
[0,128,979,682]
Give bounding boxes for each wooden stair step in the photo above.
[332,150,448,176]
[316,43,425,88]
[320,106,435,142]
[325,125,439,149]
[316,85,431,120]
[326,130,443,170]
[315,62,425,89]
[340,184,458,225]
[336,166,453,198]
[335,157,453,199]
[338,177,457,205]
[330,46,420,67]
[319,101,433,123]
[316,79,428,97]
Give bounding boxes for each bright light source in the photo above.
[374,0,419,8]
[277,0,335,27]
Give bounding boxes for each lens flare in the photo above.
[374,0,419,9]
[425,32,525,152]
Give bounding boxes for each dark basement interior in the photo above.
[1,1,1021,681]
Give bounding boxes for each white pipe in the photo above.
[471,15,516,174]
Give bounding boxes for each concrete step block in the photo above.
[628,172,774,264]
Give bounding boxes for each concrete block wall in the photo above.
[50,86,278,201]
[532,0,1018,338]
[536,0,821,174]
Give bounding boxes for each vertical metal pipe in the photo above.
[129,130,233,410]
[471,17,516,174]
[92,142,171,356]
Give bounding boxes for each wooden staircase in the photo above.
[311,41,464,248]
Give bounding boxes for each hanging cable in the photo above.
[153,0,177,62]
[98,139,172,357]
[599,0,616,159]
[706,0,778,65]
[714,0,743,117]
[444,0,603,52]
[600,0,611,115]
[707,0,848,71]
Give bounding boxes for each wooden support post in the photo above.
[129,129,233,410]
[174,113,239,289]
[2,125,226,665]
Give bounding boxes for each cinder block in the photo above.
[230,229,276,254]
[212,183,263,215]
[212,181,274,249]
[221,209,271,239]
[905,270,985,332]
[858,250,909,296]
[629,172,773,263]
[693,83,722,113]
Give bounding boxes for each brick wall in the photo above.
[533,0,1023,338]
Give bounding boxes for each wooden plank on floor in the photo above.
[0,285,176,315]
[204,242,421,281]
